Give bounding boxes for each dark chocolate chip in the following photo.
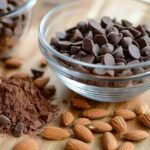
[56,32,66,40]
[112,46,124,58]
[72,29,83,41]
[80,55,95,63]
[85,31,93,39]
[121,30,133,38]
[115,58,127,64]
[77,21,88,33]
[141,46,150,56]
[120,69,133,76]
[72,41,83,46]
[77,51,87,57]
[103,53,115,65]
[143,35,150,45]
[116,62,126,66]
[0,115,10,126]
[88,19,101,31]
[94,34,108,46]
[66,26,76,33]
[132,40,140,49]
[93,65,106,75]
[120,37,132,48]
[132,67,145,74]
[58,41,72,49]
[101,43,114,54]
[50,37,59,47]
[114,24,126,31]
[82,38,94,52]
[105,70,115,77]
[122,19,133,27]
[136,25,147,35]
[106,25,119,34]
[101,16,114,28]
[128,44,141,59]
[71,46,81,54]
[136,38,148,49]
[128,27,141,38]
[107,32,123,45]
[31,69,44,79]
[92,44,100,56]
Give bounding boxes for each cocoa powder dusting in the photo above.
[0,77,57,136]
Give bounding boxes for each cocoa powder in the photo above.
[0,77,57,136]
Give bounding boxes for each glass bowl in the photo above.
[0,0,37,58]
[39,0,150,102]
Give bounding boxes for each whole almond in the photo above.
[13,138,38,150]
[118,142,134,150]
[123,130,149,141]
[34,77,49,89]
[71,99,91,109]
[5,57,22,68]
[89,122,112,133]
[139,113,150,127]
[60,111,74,126]
[135,103,148,115]
[114,109,136,120]
[73,125,94,142]
[83,108,109,119]
[42,126,70,140]
[110,116,127,133]
[73,118,91,126]
[65,139,91,150]
[101,132,118,150]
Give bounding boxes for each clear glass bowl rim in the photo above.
[0,0,37,17]
[39,0,150,70]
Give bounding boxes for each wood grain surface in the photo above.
[0,0,150,149]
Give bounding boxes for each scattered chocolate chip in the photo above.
[128,44,141,59]
[94,34,108,46]
[107,32,123,45]
[122,19,133,27]
[103,53,115,65]
[31,69,44,79]
[82,38,94,52]
[0,115,10,126]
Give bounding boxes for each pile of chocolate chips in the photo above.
[0,0,27,55]
[0,73,57,137]
[50,16,150,77]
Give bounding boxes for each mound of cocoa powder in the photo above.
[0,76,57,137]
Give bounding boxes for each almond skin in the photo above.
[139,113,150,127]
[110,116,127,133]
[118,142,134,150]
[88,122,112,133]
[83,108,109,119]
[34,77,49,89]
[65,139,91,150]
[114,109,136,120]
[5,57,22,68]
[42,126,70,140]
[73,125,94,143]
[13,138,38,150]
[123,130,149,141]
[71,99,91,109]
[72,118,91,126]
[101,132,118,150]
[135,103,148,115]
[60,111,74,126]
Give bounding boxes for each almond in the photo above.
[114,109,136,120]
[88,122,112,133]
[34,77,49,89]
[60,111,74,126]
[65,139,91,150]
[118,142,134,150]
[139,113,150,127]
[72,118,91,126]
[101,132,118,150]
[71,99,91,109]
[123,130,149,141]
[135,103,148,115]
[42,126,70,140]
[5,57,22,68]
[83,108,109,119]
[110,116,127,133]
[13,138,38,150]
[73,124,94,143]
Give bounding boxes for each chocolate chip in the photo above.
[71,46,81,54]
[128,27,141,38]
[136,25,147,35]
[107,32,123,45]
[31,69,44,79]
[92,44,100,56]
[112,46,124,58]
[101,43,114,54]
[141,46,150,56]
[105,70,115,77]
[120,37,132,48]
[136,38,148,49]
[85,31,93,39]
[132,40,140,49]
[80,55,94,63]
[143,35,150,45]
[103,53,115,65]
[106,25,119,34]
[122,19,133,27]
[101,16,113,28]
[127,60,140,65]
[50,37,59,47]
[120,69,133,76]
[88,19,101,31]
[72,41,83,46]
[94,34,108,46]
[115,58,127,64]
[77,21,88,33]
[132,67,145,74]
[0,115,10,126]
[58,41,72,49]
[121,30,133,38]
[82,38,94,52]
[93,65,106,75]
[14,122,24,137]
[56,32,66,40]
[72,29,83,41]
[128,44,141,59]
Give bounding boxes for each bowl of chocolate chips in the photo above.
[39,0,150,102]
[0,0,37,58]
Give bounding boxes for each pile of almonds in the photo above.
[12,98,150,150]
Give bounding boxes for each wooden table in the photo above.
[0,0,150,149]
